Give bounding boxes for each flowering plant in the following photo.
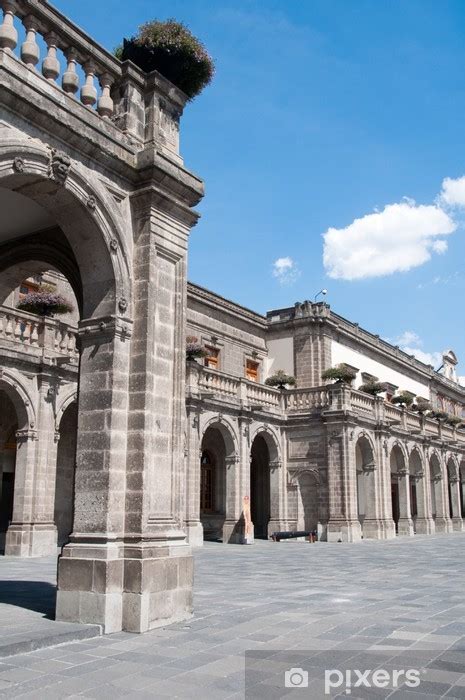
[17,288,73,317]
[115,20,215,99]
[186,335,208,360]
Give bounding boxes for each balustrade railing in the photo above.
[350,389,375,414]
[0,0,126,121]
[284,387,329,411]
[246,382,281,407]
[0,306,78,361]
[198,367,239,397]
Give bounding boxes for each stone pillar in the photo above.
[5,370,59,557]
[431,470,452,533]
[222,451,241,543]
[56,318,131,632]
[326,421,361,543]
[448,476,463,531]
[4,428,40,555]
[396,469,414,536]
[412,471,435,535]
[268,458,287,535]
[358,463,385,539]
[184,406,203,546]
[373,432,396,539]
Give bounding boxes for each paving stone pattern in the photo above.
[1,535,465,698]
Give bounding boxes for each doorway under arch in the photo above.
[54,401,78,547]
[250,434,271,539]
[0,391,18,551]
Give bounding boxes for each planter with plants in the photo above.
[390,391,415,408]
[115,20,215,100]
[358,378,386,396]
[16,287,74,318]
[265,370,296,389]
[322,364,357,384]
[186,335,208,361]
[429,410,449,422]
[412,398,432,414]
[446,414,463,427]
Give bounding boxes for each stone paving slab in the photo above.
[1,535,465,697]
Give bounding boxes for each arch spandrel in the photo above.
[0,370,35,430]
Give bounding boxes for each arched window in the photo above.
[200,450,215,512]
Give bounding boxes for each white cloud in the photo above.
[272,256,300,285]
[439,176,465,208]
[390,330,442,368]
[323,201,456,280]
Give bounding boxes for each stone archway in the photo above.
[390,444,413,536]
[446,457,463,531]
[54,401,78,547]
[409,448,433,534]
[250,435,271,539]
[355,434,379,538]
[0,391,19,551]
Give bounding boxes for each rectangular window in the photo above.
[19,282,39,297]
[246,359,260,382]
[204,346,220,370]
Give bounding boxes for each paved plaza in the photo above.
[1,535,465,698]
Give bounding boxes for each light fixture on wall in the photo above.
[314,289,328,302]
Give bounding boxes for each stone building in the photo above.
[1,0,465,635]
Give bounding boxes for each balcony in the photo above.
[0,305,78,366]
[186,364,465,444]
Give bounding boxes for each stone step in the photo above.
[0,621,101,658]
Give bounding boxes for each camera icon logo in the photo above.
[284,667,309,688]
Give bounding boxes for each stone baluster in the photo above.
[80,60,97,107]
[4,314,12,338]
[42,32,60,82]
[13,316,21,341]
[59,329,67,352]
[20,15,40,68]
[30,321,39,346]
[62,48,79,96]
[23,321,31,344]
[0,1,18,52]
[97,72,114,118]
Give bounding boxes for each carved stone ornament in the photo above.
[110,239,118,252]
[49,149,71,184]
[87,195,97,211]
[13,156,24,172]
[118,297,128,313]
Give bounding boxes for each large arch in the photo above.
[446,455,463,530]
[390,443,413,536]
[355,434,378,538]
[199,420,238,543]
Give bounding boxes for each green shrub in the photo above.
[116,19,215,99]
[322,364,357,384]
[358,379,385,396]
[265,370,296,389]
[391,391,414,407]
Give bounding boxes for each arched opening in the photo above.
[250,435,271,539]
[408,449,429,533]
[54,401,78,547]
[0,391,19,552]
[355,435,377,537]
[390,445,413,536]
[199,425,231,541]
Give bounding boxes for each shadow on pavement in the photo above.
[0,580,56,619]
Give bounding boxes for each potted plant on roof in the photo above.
[265,369,296,390]
[446,414,463,427]
[411,397,432,414]
[322,364,357,385]
[17,285,73,318]
[186,335,208,361]
[358,378,386,396]
[390,391,414,408]
[115,19,215,100]
[429,409,449,422]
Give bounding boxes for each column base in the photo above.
[5,523,57,557]
[451,517,463,532]
[361,518,395,539]
[414,517,435,535]
[434,516,453,533]
[185,521,204,547]
[397,517,414,537]
[327,519,362,543]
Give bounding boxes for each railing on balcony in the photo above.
[0,0,124,120]
[284,387,330,412]
[0,306,78,362]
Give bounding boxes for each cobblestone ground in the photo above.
[1,535,465,698]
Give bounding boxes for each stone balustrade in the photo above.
[0,0,123,119]
[284,387,330,411]
[0,305,78,362]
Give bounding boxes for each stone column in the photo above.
[55,318,131,632]
[373,432,396,539]
[326,420,362,543]
[412,471,435,535]
[268,458,287,535]
[449,476,463,531]
[358,462,384,539]
[5,369,59,557]
[4,428,39,555]
[431,470,452,533]
[222,448,241,544]
[396,469,414,536]
[184,405,203,546]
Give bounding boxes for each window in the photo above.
[200,450,214,512]
[204,346,220,370]
[19,281,39,298]
[246,359,260,382]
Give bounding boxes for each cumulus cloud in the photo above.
[323,201,456,280]
[439,176,465,208]
[272,256,300,285]
[391,330,442,368]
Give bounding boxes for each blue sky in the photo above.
[58,0,465,368]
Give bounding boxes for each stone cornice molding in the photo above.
[79,315,132,343]
[187,282,267,329]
